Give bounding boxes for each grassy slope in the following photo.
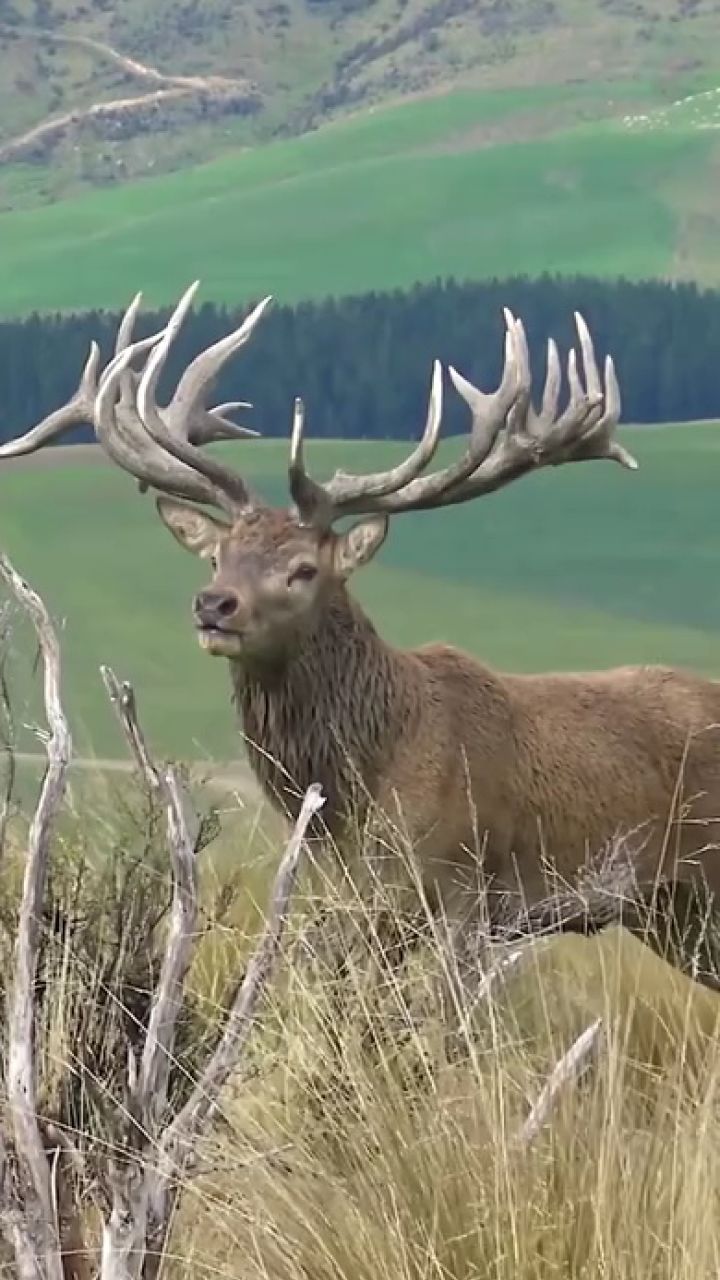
[2,0,719,193]
[0,82,718,317]
[1,423,718,760]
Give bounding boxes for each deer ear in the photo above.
[155,496,229,557]
[333,515,389,576]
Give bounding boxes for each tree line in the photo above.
[2,273,720,448]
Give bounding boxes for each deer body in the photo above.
[5,278,718,979]
[228,568,720,915]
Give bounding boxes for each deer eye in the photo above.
[209,553,218,571]
[288,562,317,585]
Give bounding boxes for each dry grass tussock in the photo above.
[4,781,720,1280]
[174,925,720,1280]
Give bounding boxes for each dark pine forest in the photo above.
[2,274,720,446]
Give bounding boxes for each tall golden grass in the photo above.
[172,908,720,1280]
[4,767,720,1280]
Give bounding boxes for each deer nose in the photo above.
[193,588,240,626]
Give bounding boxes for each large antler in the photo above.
[0,284,270,515]
[93,283,272,512]
[288,309,636,524]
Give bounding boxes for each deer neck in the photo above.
[229,585,419,831]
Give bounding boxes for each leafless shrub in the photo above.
[0,553,324,1280]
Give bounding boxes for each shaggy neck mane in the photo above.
[230,584,421,832]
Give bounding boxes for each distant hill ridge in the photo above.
[1,4,720,311]
[1,0,720,197]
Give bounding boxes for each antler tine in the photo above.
[605,358,637,468]
[574,310,602,400]
[289,396,325,522]
[0,285,182,462]
[115,291,143,357]
[315,358,445,509]
[566,346,586,411]
[357,322,520,520]
[95,343,235,509]
[189,415,258,446]
[455,311,634,492]
[212,400,252,417]
[502,311,542,453]
[0,342,101,458]
[289,395,306,474]
[533,312,631,466]
[135,284,257,512]
[165,294,273,440]
[541,338,562,422]
[110,286,259,445]
[605,355,623,433]
[115,290,143,408]
[113,290,169,408]
[448,318,523,444]
[497,309,610,469]
[558,317,636,469]
[555,350,637,471]
[505,307,531,395]
[113,288,258,428]
[290,313,523,526]
[198,401,258,445]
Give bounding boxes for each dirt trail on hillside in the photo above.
[15,28,242,93]
[0,24,254,164]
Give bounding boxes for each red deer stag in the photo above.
[4,283,719,978]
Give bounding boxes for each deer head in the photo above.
[1,281,636,669]
[155,498,389,662]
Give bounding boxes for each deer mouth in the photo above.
[196,624,244,658]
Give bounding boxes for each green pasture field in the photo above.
[0,78,718,317]
[0,423,719,762]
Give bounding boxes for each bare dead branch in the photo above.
[141,782,320,1271]
[99,660,325,1277]
[100,1161,149,1280]
[41,1127,93,1280]
[138,766,199,1125]
[99,780,324,1280]
[0,1127,49,1280]
[97,668,201,1280]
[100,668,161,792]
[0,554,71,1280]
[450,943,532,1046]
[125,784,325,1272]
[0,605,17,860]
[100,666,201,1131]
[162,781,325,1154]
[515,1018,604,1146]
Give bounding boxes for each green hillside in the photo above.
[1,82,720,317]
[1,423,719,761]
[1,0,719,198]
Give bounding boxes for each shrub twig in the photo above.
[0,553,71,1280]
[516,1018,604,1146]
